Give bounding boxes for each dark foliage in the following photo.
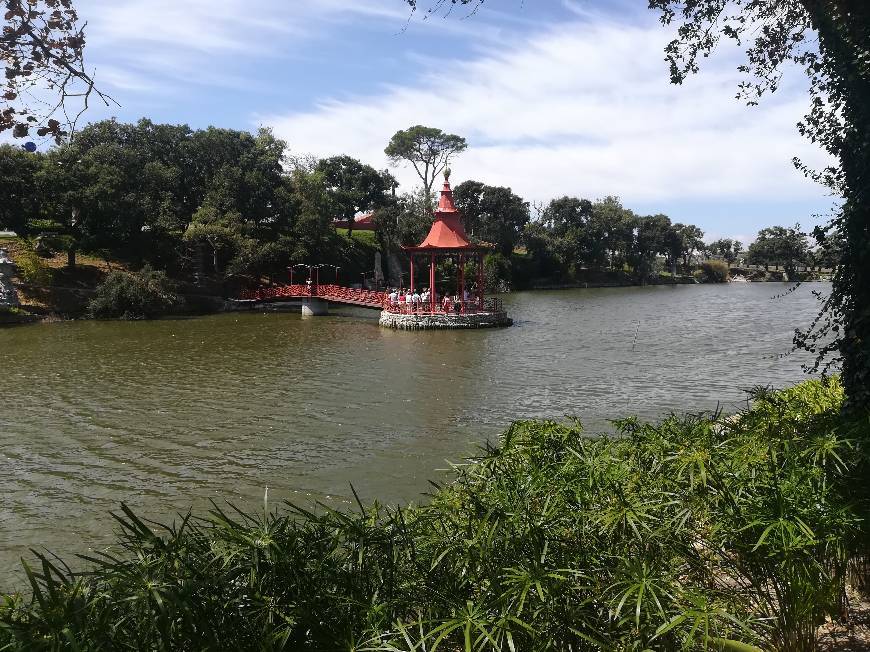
[87,266,182,319]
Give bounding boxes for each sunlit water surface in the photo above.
[0,283,828,586]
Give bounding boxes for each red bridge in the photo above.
[238,282,502,315]
[239,283,387,309]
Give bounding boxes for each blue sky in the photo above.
[62,0,836,242]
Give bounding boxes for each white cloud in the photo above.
[263,17,830,211]
[83,0,409,53]
[75,0,419,94]
[74,0,541,104]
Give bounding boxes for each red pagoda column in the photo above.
[459,254,466,314]
[429,253,435,313]
[477,252,485,310]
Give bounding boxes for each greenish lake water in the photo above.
[0,283,828,586]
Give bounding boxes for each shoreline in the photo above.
[1,277,832,327]
[529,277,832,291]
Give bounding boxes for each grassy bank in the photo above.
[1,379,867,651]
[2,236,130,318]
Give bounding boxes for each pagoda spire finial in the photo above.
[436,169,458,214]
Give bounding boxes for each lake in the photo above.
[0,283,828,586]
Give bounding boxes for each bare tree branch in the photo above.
[2,0,117,144]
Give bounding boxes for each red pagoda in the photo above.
[402,170,489,314]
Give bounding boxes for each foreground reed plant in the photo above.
[1,378,867,651]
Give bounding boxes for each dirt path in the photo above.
[820,590,870,651]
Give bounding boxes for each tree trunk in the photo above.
[838,165,870,409]
[66,246,76,269]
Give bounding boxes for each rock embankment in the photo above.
[378,310,512,330]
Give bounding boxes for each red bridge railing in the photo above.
[239,284,505,314]
[239,283,387,309]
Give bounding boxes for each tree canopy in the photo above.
[517,195,708,284]
[316,155,392,236]
[708,238,744,265]
[0,118,340,282]
[384,125,467,197]
[0,143,40,235]
[747,225,810,275]
[453,180,529,257]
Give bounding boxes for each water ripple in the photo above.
[0,283,826,586]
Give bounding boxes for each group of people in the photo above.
[386,288,475,314]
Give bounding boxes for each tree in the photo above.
[453,181,529,257]
[542,196,593,237]
[520,195,643,277]
[522,220,561,278]
[631,214,672,283]
[27,119,191,270]
[316,156,390,236]
[283,167,338,264]
[183,207,250,276]
[580,204,613,270]
[35,144,92,268]
[87,266,181,319]
[538,197,592,272]
[451,180,485,236]
[0,144,41,235]
[384,125,467,198]
[644,1,870,403]
[592,196,637,271]
[708,238,744,265]
[2,0,115,142]
[372,187,433,250]
[672,223,705,270]
[747,225,810,277]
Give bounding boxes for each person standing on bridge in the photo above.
[389,288,398,307]
[412,290,421,312]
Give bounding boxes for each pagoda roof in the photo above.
[403,175,487,252]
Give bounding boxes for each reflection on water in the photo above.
[0,283,826,585]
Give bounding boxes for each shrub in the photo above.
[87,266,182,319]
[14,241,52,286]
[0,380,867,651]
[700,259,730,283]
